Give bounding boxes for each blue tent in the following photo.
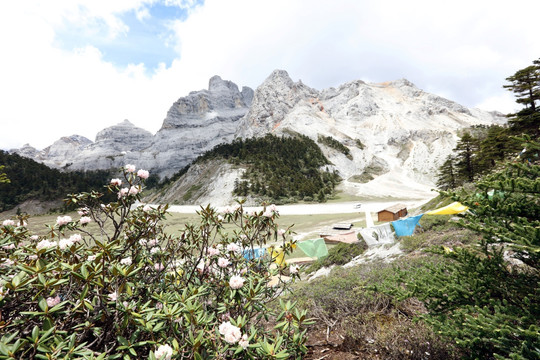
[392,214,424,237]
[243,247,266,261]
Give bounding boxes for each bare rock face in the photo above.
[237,70,318,138]
[149,75,253,177]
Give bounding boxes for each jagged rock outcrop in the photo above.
[11,70,506,202]
[148,75,253,177]
[238,70,318,137]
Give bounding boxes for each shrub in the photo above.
[0,165,311,359]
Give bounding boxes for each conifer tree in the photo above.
[436,156,458,190]
[454,132,480,183]
[406,137,540,359]
[504,58,540,137]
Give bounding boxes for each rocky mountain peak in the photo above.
[95,120,152,152]
[237,69,319,137]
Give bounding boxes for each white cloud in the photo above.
[1,0,539,150]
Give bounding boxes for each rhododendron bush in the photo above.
[0,166,311,359]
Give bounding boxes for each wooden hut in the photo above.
[377,203,407,222]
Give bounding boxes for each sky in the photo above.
[1,0,539,150]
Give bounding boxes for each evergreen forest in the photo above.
[0,151,114,212]
[195,133,341,202]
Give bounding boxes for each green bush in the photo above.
[0,165,312,359]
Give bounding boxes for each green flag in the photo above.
[297,238,329,259]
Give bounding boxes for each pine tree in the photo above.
[454,132,480,183]
[504,58,540,137]
[407,136,540,359]
[436,156,458,190]
[503,59,540,112]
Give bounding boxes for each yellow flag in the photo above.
[426,202,468,215]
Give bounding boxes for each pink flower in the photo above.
[217,257,230,268]
[137,169,149,179]
[239,334,249,349]
[46,295,61,307]
[80,216,92,224]
[147,239,158,247]
[262,210,273,217]
[229,275,245,289]
[28,254,38,260]
[2,244,15,250]
[110,178,122,186]
[278,228,286,236]
[125,164,136,173]
[154,263,165,271]
[77,207,89,215]
[2,219,15,226]
[108,291,118,301]
[87,255,96,261]
[120,257,132,266]
[154,344,173,360]
[156,302,163,309]
[56,216,72,226]
[150,247,160,254]
[129,186,140,195]
[30,235,39,241]
[138,239,148,246]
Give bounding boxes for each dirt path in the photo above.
[160,199,428,215]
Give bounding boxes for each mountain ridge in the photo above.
[10,70,506,203]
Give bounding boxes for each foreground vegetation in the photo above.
[0,166,312,359]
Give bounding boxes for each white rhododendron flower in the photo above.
[219,321,242,344]
[229,275,245,289]
[137,169,149,179]
[128,186,139,195]
[226,243,240,253]
[290,264,299,274]
[36,239,56,250]
[46,295,61,307]
[125,164,136,173]
[239,334,249,349]
[108,292,118,301]
[56,216,72,226]
[2,219,15,226]
[118,188,129,198]
[206,247,220,256]
[80,216,92,224]
[154,344,173,360]
[110,178,122,186]
[217,257,230,268]
[120,257,132,266]
[87,255,96,261]
[58,238,74,250]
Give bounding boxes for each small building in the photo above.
[377,203,407,222]
[332,222,353,230]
